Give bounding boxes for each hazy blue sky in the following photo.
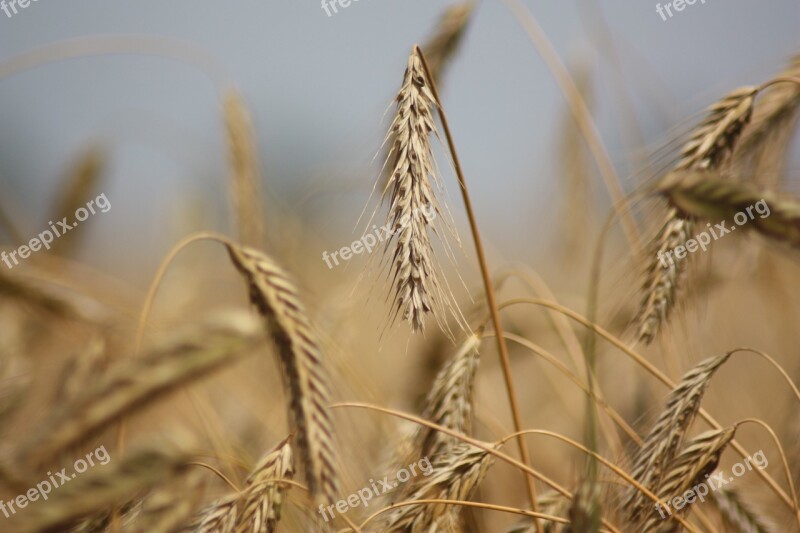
[1,0,798,273]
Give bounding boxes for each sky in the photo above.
[0,0,798,275]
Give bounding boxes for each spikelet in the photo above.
[225,244,339,506]
[634,87,757,344]
[624,353,731,518]
[235,435,295,533]
[20,314,261,464]
[223,89,267,249]
[192,495,239,533]
[712,488,777,533]
[657,169,800,249]
[504,492,570,532]
[384,442,494,532]
[379,47,461,334]
[422,2,475,85]
[641,427,737,532]
[18,449,190,533]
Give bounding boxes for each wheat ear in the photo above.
[624,353,731,518]
[19,449,190,533]
[642,427,737,532]
[223,88,266,249]
[20,315,261,464]
[235,435,295,533]
[712,488,776,533]
[634,87,757,344]
[384,442,495,532]
[225,244,339,506]
[191,495,239,533]
[657,169,800,248]
[379,47,462,333]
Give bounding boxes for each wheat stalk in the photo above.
[235,435,295,533]
[225,243,339,506]
[624,353,731,518]
[634,87,757,344]
[384,442,495,532]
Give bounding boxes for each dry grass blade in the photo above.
[19,314,261,463]
[226,244,339,505]
[48,146,106,255]
[624,353,731,518]
[190,494,239,533]
[422,1,475,85]
[223,88,267,249]
[235,435,295,533]
[657,170,800,249]
[712,488,776,533]
[641,426,737,532]
[384,442,495,532]
[18,449,190,533]
[634,87,757,344]
[379,47,461,334]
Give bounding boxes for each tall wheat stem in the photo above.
[414,45,542,533]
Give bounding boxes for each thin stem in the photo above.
[728,348,800,406]
[414,45,541,532]
[188,461,241,493]
[494,297,797,511]
[735,418,800,530]
[332,402,623,533]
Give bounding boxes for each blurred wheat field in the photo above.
[1,1,800,532]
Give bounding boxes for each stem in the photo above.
[414,45,542,532]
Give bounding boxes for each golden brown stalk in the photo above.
[624,353,731,518]
[712,489,776,533]
[657,170,800,249]
[223,89,267,249]
[505,493,570,532]
[634,87,758,344]
[422,2,475,85]
[235,435,295,533]
[48,146,106,255]
[20,315,262,464]
[379,47,461,333]
[18,449,190,533]
[384,442,495,532]
[641,427,737,532]
[225,244,339,506]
